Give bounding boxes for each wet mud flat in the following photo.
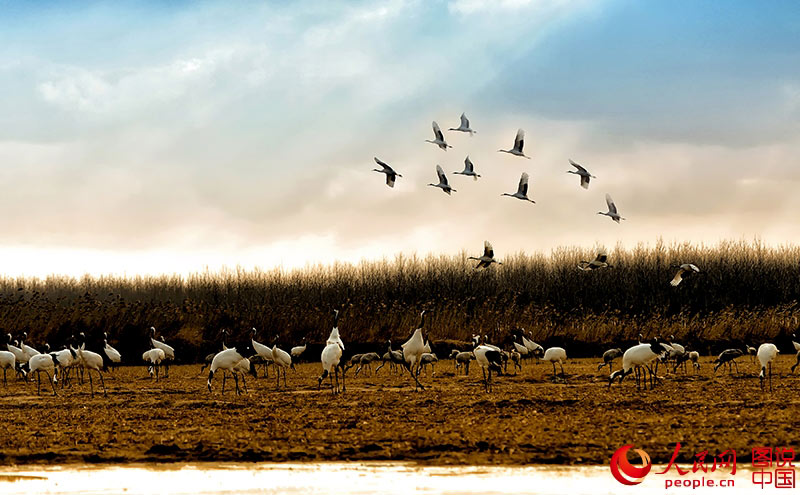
[1,357,798,466]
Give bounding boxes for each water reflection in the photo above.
[0,462,752,495]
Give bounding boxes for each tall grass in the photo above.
[3,240,799,361]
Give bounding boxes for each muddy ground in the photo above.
[0,356,798,466]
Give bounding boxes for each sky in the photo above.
[0,0,799,277]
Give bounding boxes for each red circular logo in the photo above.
[610,444,652,485]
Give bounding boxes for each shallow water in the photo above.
[0,462,758,494]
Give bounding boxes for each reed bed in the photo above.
[3,240,799,361]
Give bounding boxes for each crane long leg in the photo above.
[45,370,57,396]
[97,369,107,397]
[769,363,773,392]
[643,364,655,390]
[405,363,425,391]
[88,369,94,398]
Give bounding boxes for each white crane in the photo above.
[400,310,429,391]
[319,309,345,394]
[472,340,504,392]
[543,347,567,379]
[608,340,664,389]
[207,345,254,395]
[667,336,685,355]
[28,353,58,395]
[468,241,502,269]
[608,340,664,390]
[425,121,451,150]
[453,156,481,180]
[498,129,530,158]
[502,172,535,203]
[326,310,345,349]
[567,159,595,189]
[757,343,778,391]
[52,347,78,387]
[149,327,174,377]
[0,350,14,386]
[598,193,625,223]
[198,328,232,375]
[790,335,800,373]
[372,157,402,188]
[513,341,529,358]
[291,338,307,359]
[670,264,700,286]
[319,342,344,394]
[103,333,122,370]
[142,348,166,381]
[428,165,456,195]
[578,252,612,271]
[20,333,40,361]
[232,357,254,393]
[448,113,476,135]
[75,335,107,398]
[6,333,26,368]
[521,332,543,360]
[251,328,274,377]
[689,351,700,371]
[271,340,293,389]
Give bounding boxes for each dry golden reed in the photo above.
[2,240,798,360]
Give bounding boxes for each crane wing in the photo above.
[605,193,618,214]
[518,172,529,195]
[514,128,525,152]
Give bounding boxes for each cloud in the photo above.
[36,47,248,118]
[448,0,583,16]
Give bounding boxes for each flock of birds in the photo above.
[374,114,701,285]
[3,315,800,396]
[372,115,617,213]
